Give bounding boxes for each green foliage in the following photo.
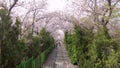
[39,28,54,52]
[16,45,54,68]
[27,36,42,58]
[0,9,27,68]
[74,25,94,67]
[64,25,120,68]
[91,30,120,68]
[0,8,55,68]
[27,28,54,58]
[64,32,78,64]
[64,25,94,65]
[15,28,55,68]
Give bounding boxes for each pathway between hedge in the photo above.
[41,44,78,68]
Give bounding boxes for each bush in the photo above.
[0,8,55,68]
[39,28,54,52]
[64,25,94,65]
[75,25,94,67]
[64,32,78,64]
[27,36,42,58]
[27,28,55,58]
[64,25,120,68]
[0,9,28,68]
[91,30,120,68]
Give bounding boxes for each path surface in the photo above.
[41,45,78,68]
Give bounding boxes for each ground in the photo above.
[41,44,78,68]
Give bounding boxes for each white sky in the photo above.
[47,0,68,12]
[13,0,70,16]
[0,0,71,18]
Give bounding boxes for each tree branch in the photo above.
[105,0,120,25]
[8,0,18,16]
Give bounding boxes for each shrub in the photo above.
[64,32,78,64]
[91,30,120,68]
[64,25,94,65]
[64,25,120,68]
[27,28,55,58]
[0,8,28,68]
[27,36,42,58]
[39,28,54,52]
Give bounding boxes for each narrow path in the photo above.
[41,45,78,68]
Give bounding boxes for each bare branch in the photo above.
[8,0,18,16]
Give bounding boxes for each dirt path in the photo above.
[41,45,78,68]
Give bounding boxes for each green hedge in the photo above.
[16,45,54,68]
[64,32,78,64]
[64,25,120,68]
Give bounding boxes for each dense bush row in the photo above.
[0,9,55,68]
[64,25,120,68]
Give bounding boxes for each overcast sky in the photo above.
[8,0,71,17]
[47,0,68,11]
